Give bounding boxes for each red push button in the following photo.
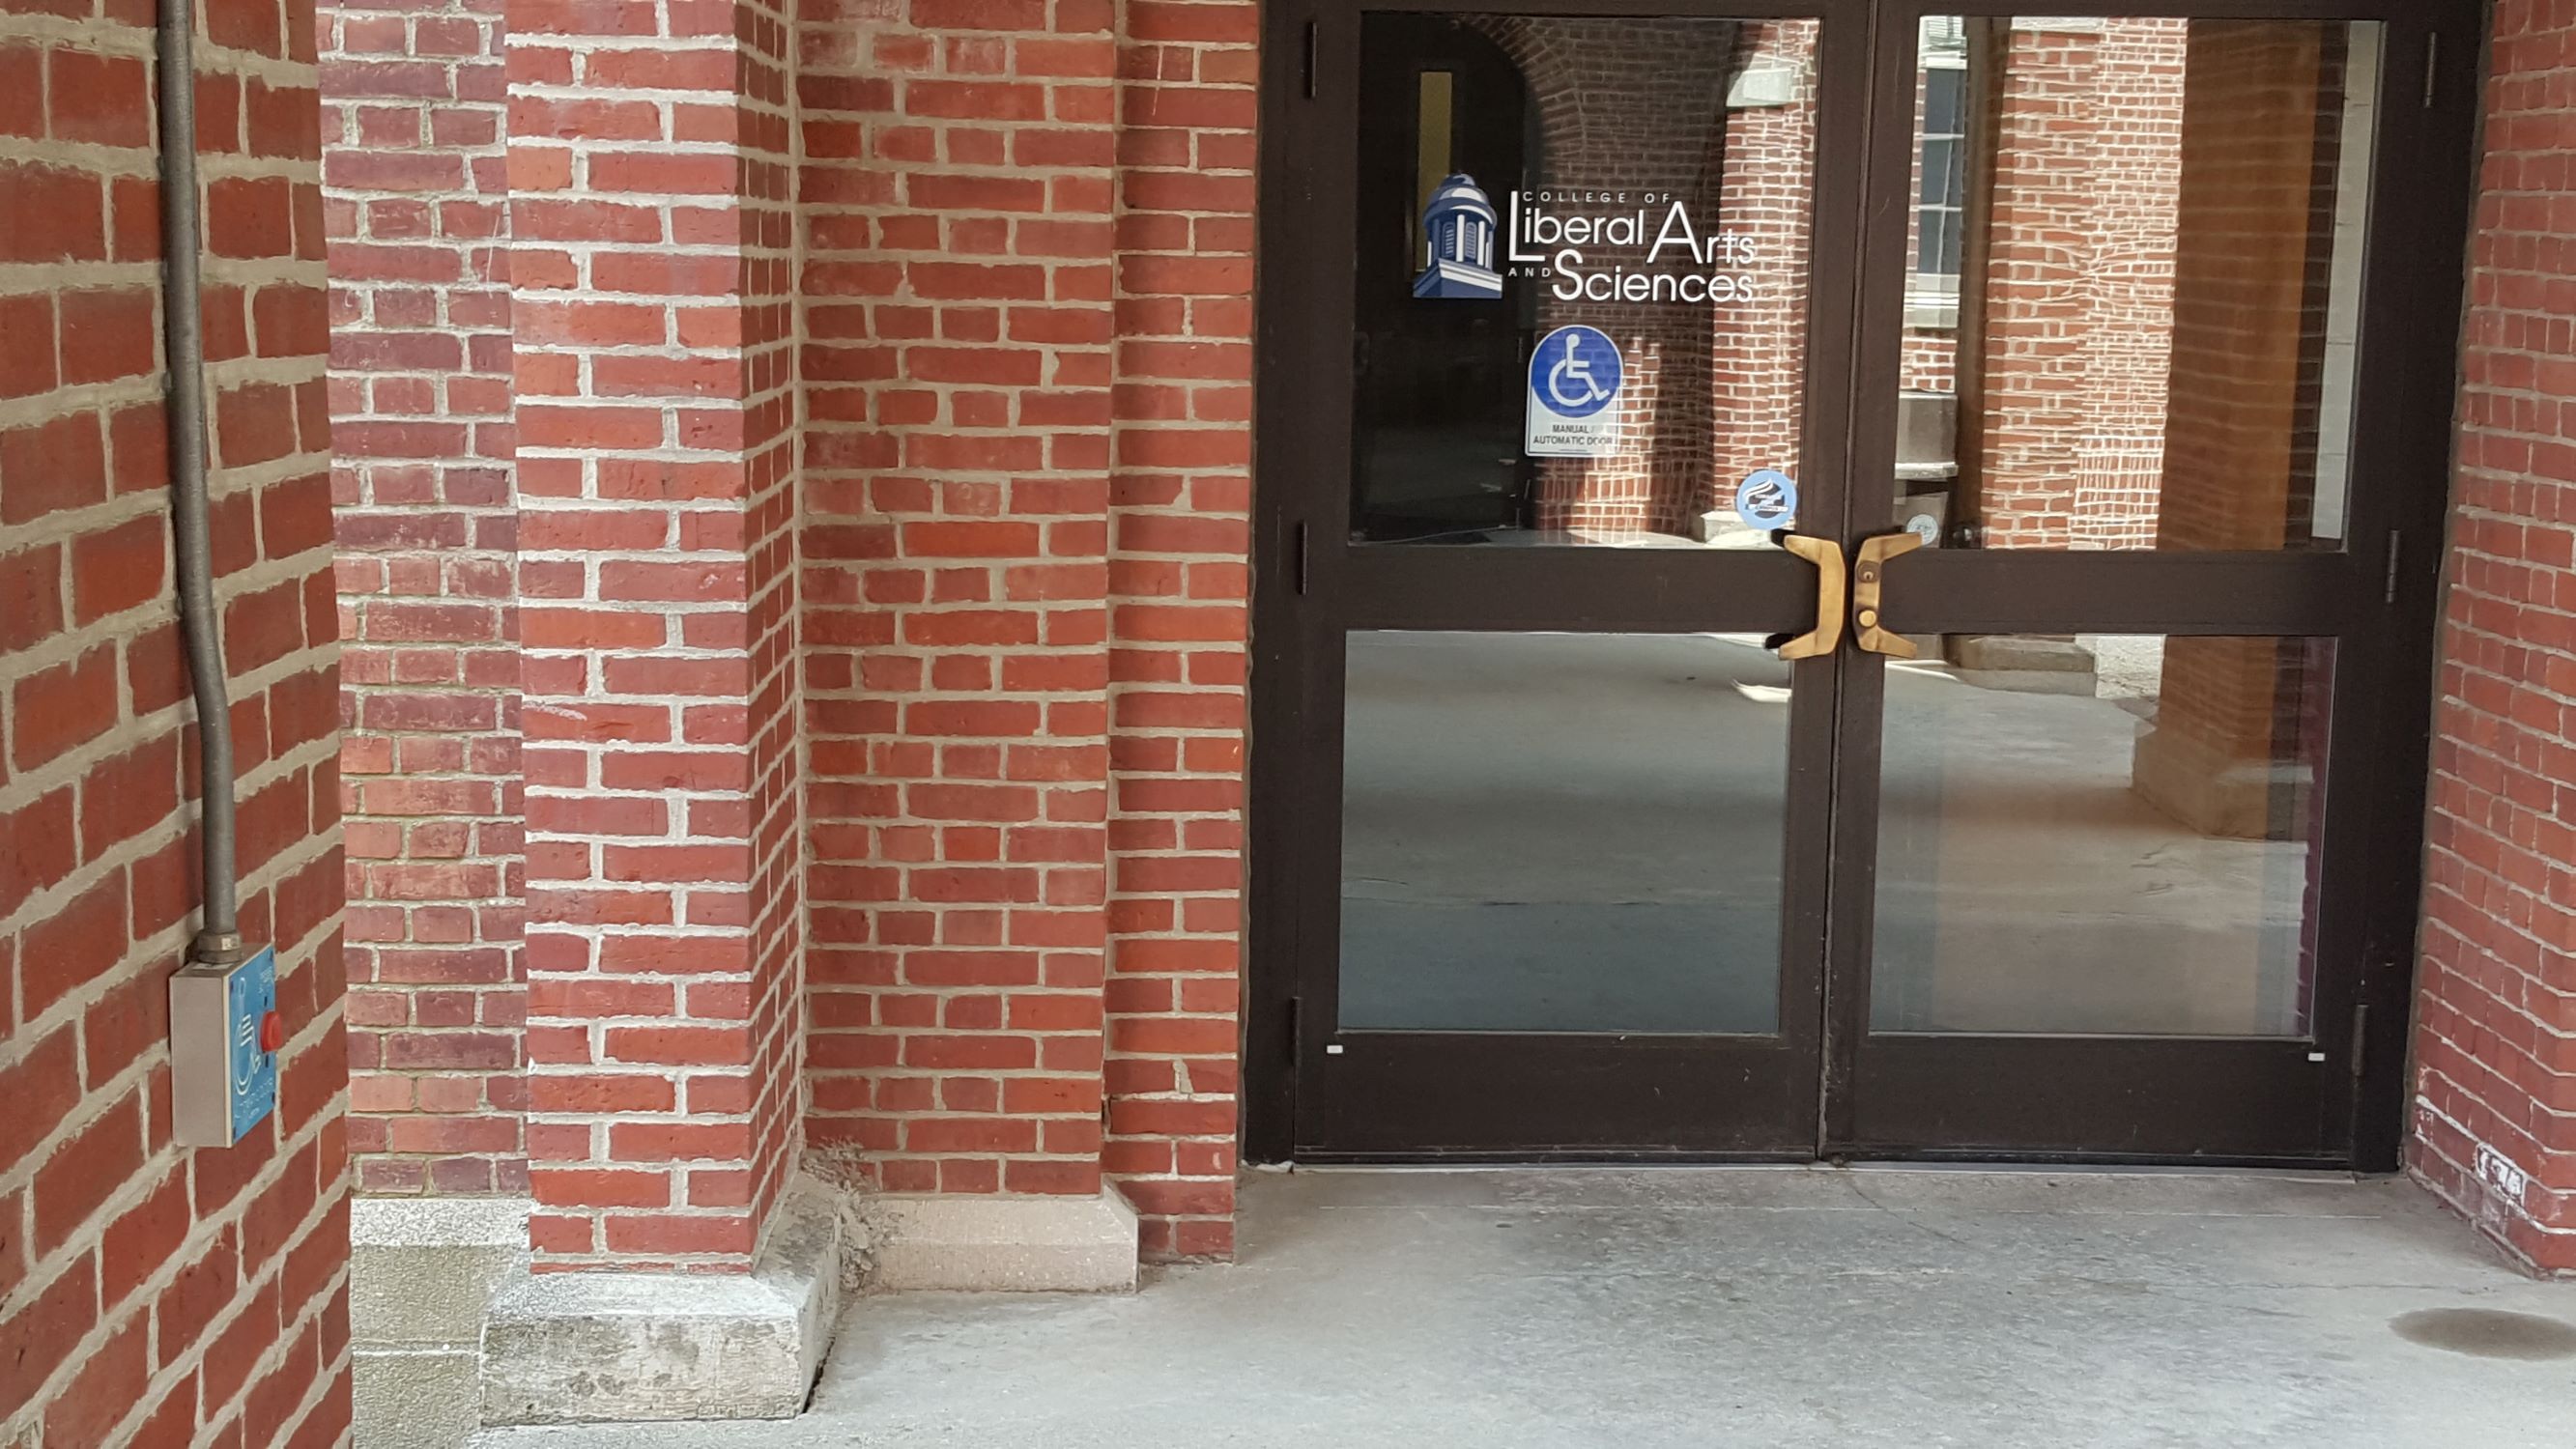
[259,1010,284,1053]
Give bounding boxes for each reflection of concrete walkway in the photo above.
[1340,632,1789,1032]
[472,1169,2576,1449]
[1876,655,2305,1035]
[1340,632,2304,1036]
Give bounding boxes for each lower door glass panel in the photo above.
[1339,631,1788,1033]
[1872,634,2333,1036]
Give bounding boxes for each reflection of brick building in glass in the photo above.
[1467,15,1762,535]
[1445,16,2360,561]
[1708,22,1820,533]
[1453,16,1818,537]
[1389,15,2351,853]
[1349,14,1821,542]
[1960,18,2190,553]
[1898,20,2358,849]
[1948,19,2363,559]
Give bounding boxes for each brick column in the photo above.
[2150,22,2339,555]
[1105,0,1256,1261]
[2131,22,2343,838]
[504,0,802,1272]
[1707,20,1815,500]
[319,0,527,1199]
[2413,0,2576,1275]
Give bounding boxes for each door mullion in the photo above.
[1811,0,1923,1155]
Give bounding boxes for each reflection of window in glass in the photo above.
[1414,71,1455,270]
[2307,24,2381,544]
[1917,71,1966,276]
[1913,18,1968,326]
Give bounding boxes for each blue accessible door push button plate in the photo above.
[171,946,281,1148]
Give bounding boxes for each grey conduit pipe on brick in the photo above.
[157,0,243,964]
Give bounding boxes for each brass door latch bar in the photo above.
[1853,532,1923,658]
[1774,534,1847,660]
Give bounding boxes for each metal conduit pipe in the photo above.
[157,0,243,964]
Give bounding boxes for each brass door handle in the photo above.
[1774,534,1846,660]
[1853,532,1923,658]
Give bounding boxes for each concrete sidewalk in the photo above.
[472,1167,2576,1449]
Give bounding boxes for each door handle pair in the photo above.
[1774,533,1923,660]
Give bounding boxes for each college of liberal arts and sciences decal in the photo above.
[1415,175,1764,304]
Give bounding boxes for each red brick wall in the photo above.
[798,0,1251,1257]
[1,0,353,1435]
[502,0,806,1271]
[317,0,526,1200]
[2413,0,2576,1276]
[797,0,1123,1206]
[1102,0,1255,1258]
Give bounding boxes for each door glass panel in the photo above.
[1889,17,2382,554]
[1351,14,1820,546]
[1872,634,2333,1036]
[1339,631,1787,1033]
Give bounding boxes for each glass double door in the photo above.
[1250,0,2476,1162]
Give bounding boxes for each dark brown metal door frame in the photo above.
[1249,0,1875,1160]
[1825,0,2480,1168]
[1245,0,2479,1168]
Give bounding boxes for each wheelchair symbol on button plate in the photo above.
[1540,327,1619,415]
[1736,469,1798,530]
[1525,326,1624,458]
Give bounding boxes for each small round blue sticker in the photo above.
[1736,469,1798,530]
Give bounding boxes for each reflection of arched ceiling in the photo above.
[1462,16,1742,203]
[1449,18,1749,537]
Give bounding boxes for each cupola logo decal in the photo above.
[1413,172,1505,299]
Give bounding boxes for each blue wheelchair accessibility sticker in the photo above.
[1526,326,1624,457]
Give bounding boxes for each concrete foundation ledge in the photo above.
[864,1185,1138,1293]
[354,1196,531,1449]
[355,1196,534,1344]
[479,1174,846,1426]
